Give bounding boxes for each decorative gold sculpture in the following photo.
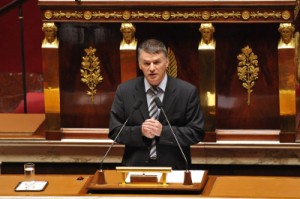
[80,46,103,103]
[198,23,215,49]
[42,22,59,48]
[237,46,259,105]
[120,23,137,50]
[278,23,295,48]
[166,48,177,78]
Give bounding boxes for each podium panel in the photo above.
[86,169,208,193]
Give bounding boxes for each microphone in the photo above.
[92,100,143,185]
[154,97,193,185]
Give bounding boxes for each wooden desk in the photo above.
[2,174,300,198]
[203,175,300,198]
[0,174,90,196]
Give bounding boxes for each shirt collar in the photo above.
[144,73,167,92]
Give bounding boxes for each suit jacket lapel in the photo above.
[159,76,176,121]
[133,77,149,120]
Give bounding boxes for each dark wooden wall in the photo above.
[215,23,280,129]
[58,23,281,130]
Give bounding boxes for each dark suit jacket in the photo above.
[109,75,205,170]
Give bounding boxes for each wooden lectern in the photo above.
[87,168,208,193]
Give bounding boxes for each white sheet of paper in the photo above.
[166,170,205,183]
[15,181,48,191]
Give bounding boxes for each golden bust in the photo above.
[120,23,137,50]
[278,23,295,48]
[198,23,215,50]
[42,22,59,48]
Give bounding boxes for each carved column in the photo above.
[41,22,61,139]
[278,23,297,142]
[198,23,216,135]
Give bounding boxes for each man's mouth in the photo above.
[149,73,156,78]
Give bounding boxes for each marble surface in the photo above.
[1,139,300,165]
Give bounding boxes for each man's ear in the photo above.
[138,64,143,70]
[166,58,170,68]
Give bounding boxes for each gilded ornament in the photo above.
[122,11,131,20]
[80,46,104,103]
[223,12,229,19]
[162,11,171,20]
[45,9,288,22]
[44,10,53,19]
[202,11,210,20]
[104,12,110,18]
[120,23,137,50]
[282,10,291,20]
[242,10,250,20]
[42,22,59,48]
[166,48,178,78]
[144,12,149,18]
[198,23,215,49]
[183,12,189,19]
[84,11,92,20]
[237,45,259,106]
[66,12,72,19]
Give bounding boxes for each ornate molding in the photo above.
[42,9,293,23]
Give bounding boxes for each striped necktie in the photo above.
[149,87,158,159]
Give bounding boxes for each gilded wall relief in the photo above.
[237,45,259,106]
[166,48,178,78]
[80,46,103,103]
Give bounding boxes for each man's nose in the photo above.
[149,63,155,70]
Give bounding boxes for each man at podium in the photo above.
[109,39,205,170]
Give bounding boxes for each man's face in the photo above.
[138,50,169,87]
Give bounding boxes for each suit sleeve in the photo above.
[108,84,148,147]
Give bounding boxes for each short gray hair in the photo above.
[138,39,167,59]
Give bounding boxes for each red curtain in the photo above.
[0,0,43,73]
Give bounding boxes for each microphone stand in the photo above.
[92,100,143,185]
[92,118,129,185]
[155,97,192,185]
[19,2,27,113]
[160,108,192,185]
[1,0,28,113]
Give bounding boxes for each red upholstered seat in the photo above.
[14,92,45,113]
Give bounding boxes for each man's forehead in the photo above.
[140,53,164,61]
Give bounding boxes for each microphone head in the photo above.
[154,97,163,108]
[133,100,143,110]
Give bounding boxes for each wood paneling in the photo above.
[215,23,280,130]
[37,0,300,141]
